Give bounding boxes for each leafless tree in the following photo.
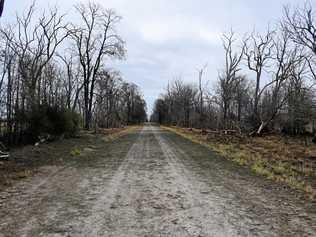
[0,1,147,146]
[1,3,70,110]
[218,31,244,128]
[284,58,314,135]
[255,31,304,135]
[283,2,316,80]
[283,2,316,54]
[72,2,125,129]
[197,64,207,128]
[244,29,275,124]
[152,2,316,138]
[57,52,83,111]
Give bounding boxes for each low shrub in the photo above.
[28,105,81,141]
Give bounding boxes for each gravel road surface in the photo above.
[0,126,315,236]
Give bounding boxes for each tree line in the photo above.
[0,1,147,145]
[151,2,316,136]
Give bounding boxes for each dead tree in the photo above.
[244,29,275,125]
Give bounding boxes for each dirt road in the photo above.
[0,126,315,236]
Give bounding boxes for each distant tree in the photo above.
[151,1,316,138]
[197,64,207,128]
[57,52,82,111]
[284,60,314,135]
[217,31,244,129]
[152,99,168,124]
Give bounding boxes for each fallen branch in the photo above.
[0,150,9,159]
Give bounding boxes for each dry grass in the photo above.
[99,126,141,142]
[163,126,316,199]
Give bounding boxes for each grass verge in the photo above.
[162,126,316,199]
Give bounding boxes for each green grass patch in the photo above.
[70,147,81,156]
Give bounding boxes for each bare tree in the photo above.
[0,1,148,146]
[283,2,316,54]
[151,79,197,127]
[57,52,83,110]
[234,75,252,127]
[1,3,70,110]
[218,31,244,128]
[152,1,316,138]
[283,2,316,80]
[244,29,275,124]
[197,64,207,128]
[285,58,314,135]
[72,2,125,129]
[255,31,303,135]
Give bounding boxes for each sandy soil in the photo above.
[0,126,315,236]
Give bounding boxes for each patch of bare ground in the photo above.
[163,126,316,200]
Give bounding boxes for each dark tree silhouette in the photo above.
[0,0,4,17]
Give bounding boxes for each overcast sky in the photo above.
[4,0,308,113]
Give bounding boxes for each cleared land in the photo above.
[0,126,315,236]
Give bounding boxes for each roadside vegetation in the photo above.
[0,1,147,148]
[163,126,316,199]
[0,1,147,190]
[152,2,316,199]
